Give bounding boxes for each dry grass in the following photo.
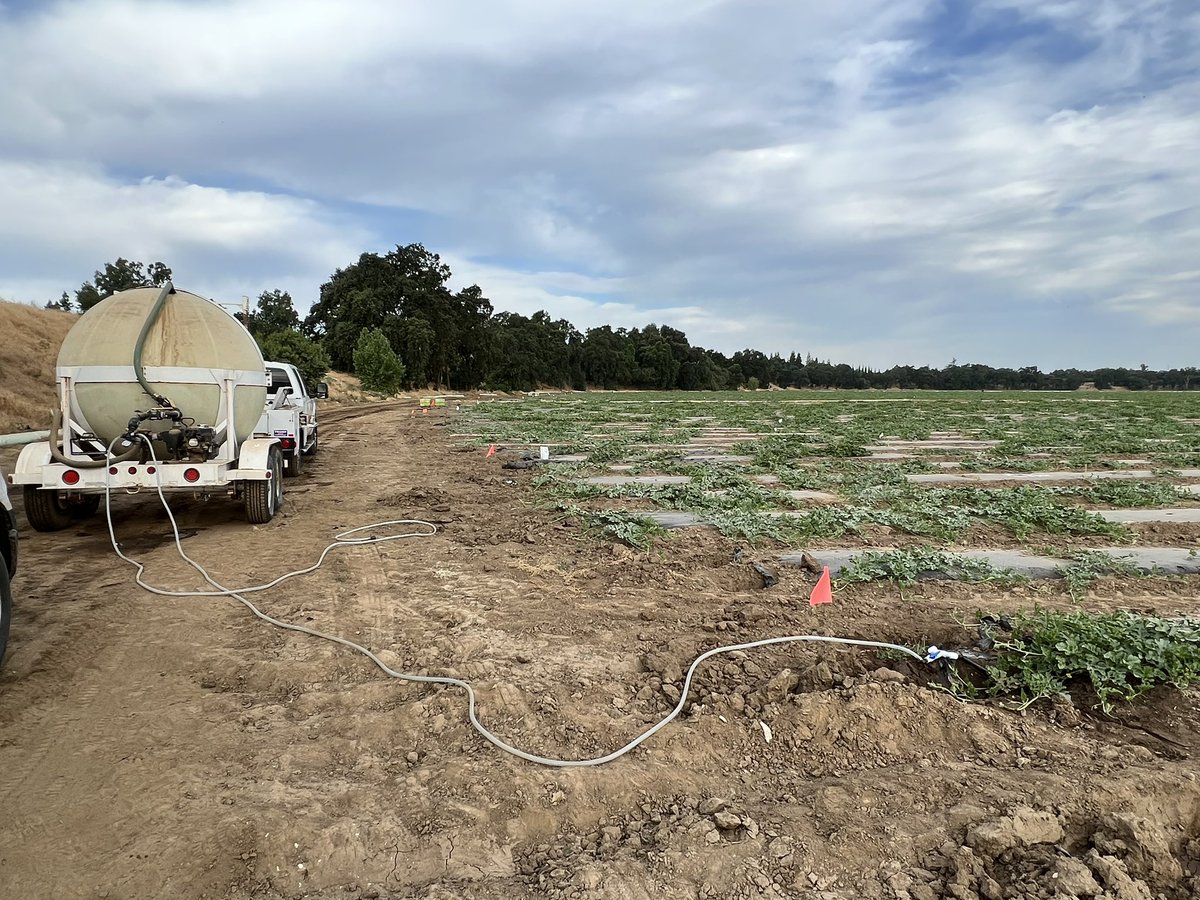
[0,299,76,434]
[322,369,377,404]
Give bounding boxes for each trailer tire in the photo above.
[23,486,73,532]
[245,446,283,524]
[0,554,11,670]
[68,495,102,520]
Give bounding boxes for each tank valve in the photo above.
[123,406,185,456]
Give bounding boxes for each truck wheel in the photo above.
[302,428,318,456]
[0,556,11,670]
[68,495,102,520]
[285,446,303,477]
[23,486,73,532]
[245,446,283,524]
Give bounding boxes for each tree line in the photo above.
[48,250,1200,393]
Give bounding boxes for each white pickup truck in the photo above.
[255,362,327,477]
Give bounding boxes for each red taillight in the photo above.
[62,469,80,485]
[127,466,137,475]
[147,466,156,475]
[184,468,201,483]
[109,466,118,475]
[280,438,296,450]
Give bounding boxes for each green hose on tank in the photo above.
[133,282,177,408]
[48,408,139,468]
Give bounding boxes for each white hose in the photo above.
[103,437,931,767]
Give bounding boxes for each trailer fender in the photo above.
[14,442,52,479]
[234,438,280,479]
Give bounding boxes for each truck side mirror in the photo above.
[316,382,329,399]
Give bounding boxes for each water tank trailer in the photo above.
[8,284,285,530]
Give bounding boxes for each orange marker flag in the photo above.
[485,444,497,458]
[808,566,833,606]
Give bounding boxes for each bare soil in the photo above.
[1,403,1198,900]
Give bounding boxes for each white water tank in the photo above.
[57,287,267,446]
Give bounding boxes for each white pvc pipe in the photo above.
[0,431,50,448]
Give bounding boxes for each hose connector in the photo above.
[926,645,960,663]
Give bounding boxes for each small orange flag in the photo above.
[808,566,833,606]
[485,444,497,458]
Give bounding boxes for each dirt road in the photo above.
[2,403,1198,899]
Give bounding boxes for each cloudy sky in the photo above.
[1,0,1198,370]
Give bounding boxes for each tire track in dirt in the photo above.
[319,399,412,427]
[0,528,135,803]
[0,672,103,804]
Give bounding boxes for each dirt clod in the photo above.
[1049,857,1102,896]
[966,807,1064,855]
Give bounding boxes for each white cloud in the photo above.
[0,161,369,308]
[445,255,750,347]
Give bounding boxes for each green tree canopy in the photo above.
[245,289,300,338]
[580,325,635,389]
[486,311,582,391]
[304,244,493,387]
[76,258,172,311]
[352,327,406,394]
[260,330,331,390]
[44,291,75,313]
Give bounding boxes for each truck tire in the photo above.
[245,446,283,524]
[285,446,303,477]
[0,552,11,669]
[23,486,74,532]
[303,428,318,456]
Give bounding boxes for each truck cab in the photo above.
[257,362,327,476]
[1,467,17,667]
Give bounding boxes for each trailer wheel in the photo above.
[68,495,102,520]
[23,486,73,532]
[245,446,283,524]
[0,555,12,670]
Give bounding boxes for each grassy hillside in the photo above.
[0,299,76,434]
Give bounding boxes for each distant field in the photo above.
[457,390,1200,588]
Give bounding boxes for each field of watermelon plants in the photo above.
[457,390,1200,555]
